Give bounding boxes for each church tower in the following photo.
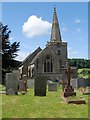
[47,6,67,68]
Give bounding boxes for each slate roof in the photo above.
[21,47,42,66]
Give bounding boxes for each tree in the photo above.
[68,58,90,68]
[0,22,20,84]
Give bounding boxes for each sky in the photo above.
[2,2,88,61]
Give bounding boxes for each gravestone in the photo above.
[48,82,58,91]
[71,78,78,89]
[62,67,76,97]
[21,74,27,92]
[6,72,19,95]
[34,75,47,96]
[27,79,34,88]
[18,80,27,93]
[71,78,90,89]
[6,88,15,95]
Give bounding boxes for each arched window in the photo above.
[44,55,53,73]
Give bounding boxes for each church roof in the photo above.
[22,47,42,65]
[30,50,42,65]
[50,7,62,43]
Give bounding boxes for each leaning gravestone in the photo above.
[34,75,47,96]
[6,72,19,95]
[48,82,58,91]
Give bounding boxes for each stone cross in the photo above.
[65,67,73,86]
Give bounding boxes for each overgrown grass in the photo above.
[2,86,88,118]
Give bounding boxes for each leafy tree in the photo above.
[68,58,90,68]
[0,22,20,84]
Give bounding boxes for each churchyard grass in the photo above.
[2,86,89,118]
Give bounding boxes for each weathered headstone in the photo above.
[34,75,47,96]
[21,74,27,92]
[71,78,78,89]
[27,79,34,88]
[18,80,27,93]
[6,72,19,95]
[48,82,58,91]
[71,78,90,89]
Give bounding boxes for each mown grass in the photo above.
[2,86,89,118]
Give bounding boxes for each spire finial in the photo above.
[54,5,56,12]
[54,4,56,8]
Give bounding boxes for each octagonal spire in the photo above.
[50,7,62,43]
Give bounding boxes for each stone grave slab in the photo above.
[62,96,86,105]
[48,82,58,91]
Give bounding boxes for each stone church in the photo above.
[19,7,68,81]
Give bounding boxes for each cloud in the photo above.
[76,28,82,33]
[15,51,30,61]
[22,15,52,38]
[74,19,81,23]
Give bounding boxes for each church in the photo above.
[19,7,68,81]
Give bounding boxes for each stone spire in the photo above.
[50,7,62,43]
